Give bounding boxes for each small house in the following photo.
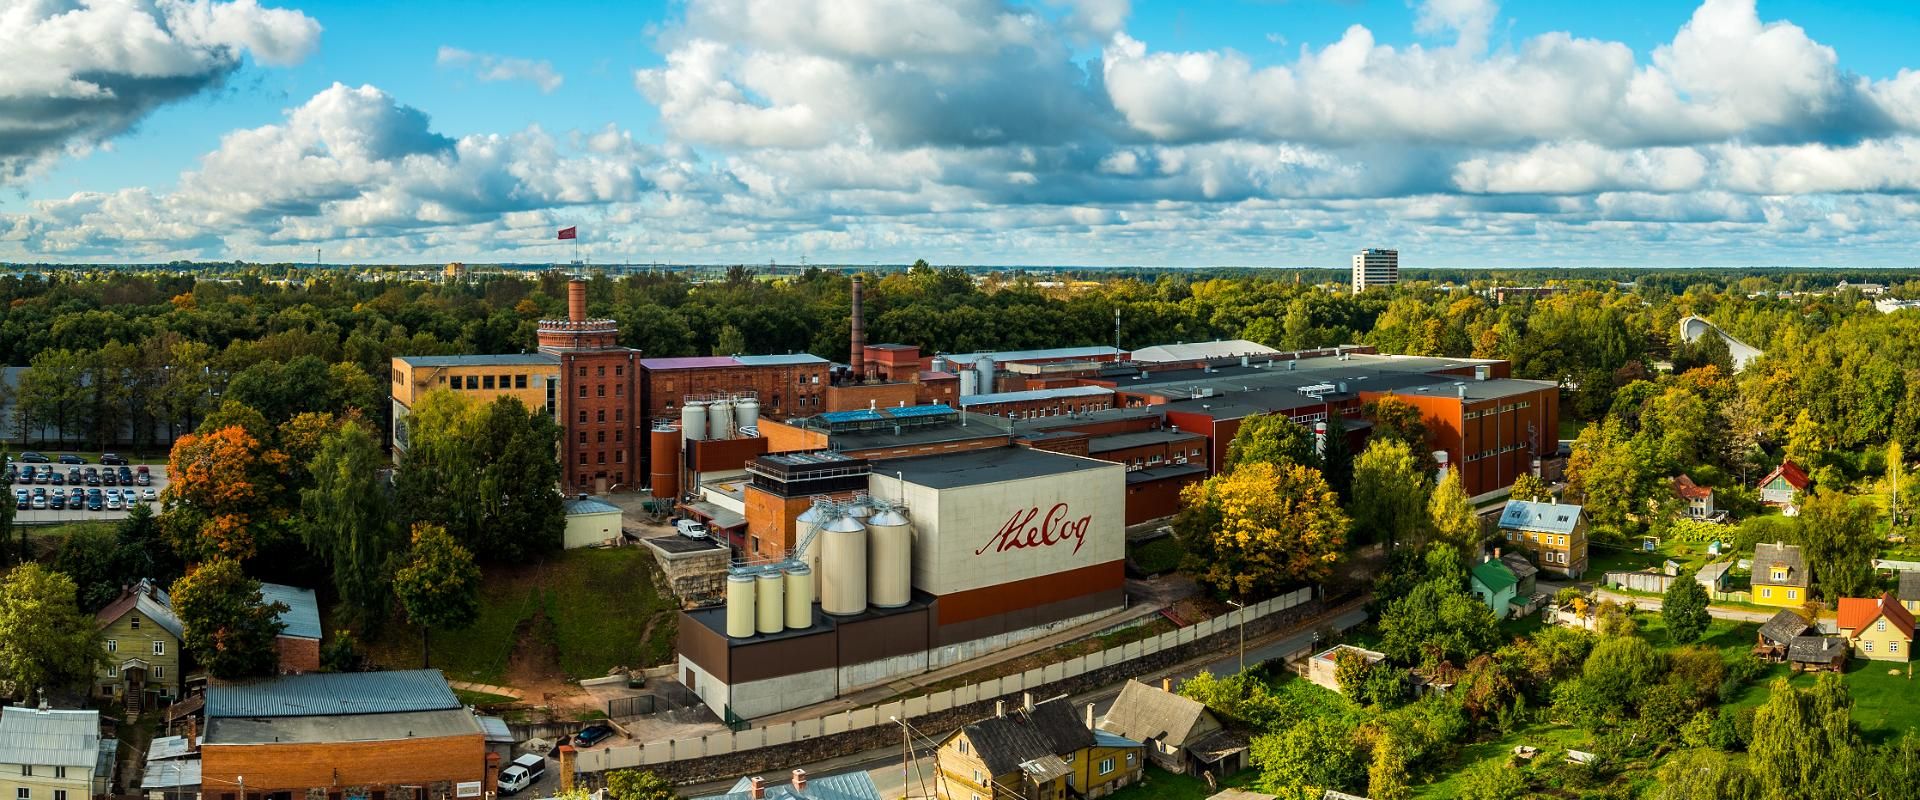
[1307,646,1387,694]
[1788,636,1849,673]
[1757,460,1811,513]
[1695,560,1733,595]
[94,579,187,712]
[563,495,625,549]
[1672,474,1718,520]
[1900,571,1920,615]
[1837,592,1916,662]
[1098,679,1247,778]
[1470,558,1520,620]
[935,696,1144,800]
[698,770,884,800]
[1754,609,1812,662]
[1752,542,1811,608]
[1500,552,1539,598]
[258,582,323,674]
[1497,499,1588,577]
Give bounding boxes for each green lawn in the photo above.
[369,547,678,685]
[1107,767,1257,800]
[1731,659,1920,743]
[1413,723,1588,799]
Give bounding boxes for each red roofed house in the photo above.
[1837,592,1915,662]
[1757,460,1811,514]
[1672,474,1716,520]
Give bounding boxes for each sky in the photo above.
[5,0,1920,268]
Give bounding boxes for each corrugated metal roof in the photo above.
[477,715,514,743]
[258,583,322,640]
[147,734,197,760]
[207,669,460,718]
[0,707,99,768]
[1498,499,1583,535]
[733,354,830,367]
[709,771,883,800]
[1128,340,1280,364]
[1092,729,1142,749]
[395,353,557,368]
[945,346,1122,365]
[959,386,1112,407]
[564,497,623,516]
[641,356,741,370]
[142,757,200,789]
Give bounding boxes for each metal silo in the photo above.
[725,572,756,638]
[709,398,735,440]
[755,567,784,634]
[819,512,870,616]
[681,402,707,442]
[975,354,996,393]
[959,368,978,397]
[930,356,949,374]
[867,506,912,608]
[784,563,813,629]
[734,397,760,434]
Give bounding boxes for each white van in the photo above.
[675,518,710,540]
[498,753,547,796]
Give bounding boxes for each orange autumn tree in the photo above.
[160,425,293,561]
[1173,460,1350,600]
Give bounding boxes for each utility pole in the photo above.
[1227,598,1245,672]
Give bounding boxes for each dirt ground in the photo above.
[503,609,602,714]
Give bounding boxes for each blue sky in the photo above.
[6,0,1920,267]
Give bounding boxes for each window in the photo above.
[130,615,141,630]
[152,665,163,678]
[597,452,606,464]
[1878,620,1888,633]
[579,432,587,444]
[596,431,606,443]
[615,384,623,397]
[1763,588,1773,598]
[578,367,587,377]
[958,741,967,754]
[465,375,478,390]
[579,411,588,424]
[515,375,528,389]
[615,364,623,376]
[578,454,587,465]
[1866,641,1876,653]
[578,385,587,397]
[615,451,624,463]
[597,409,606,423]
[596,366,605,377]
[153,640,164,655]
[1127,753,1136,767]
[614,430,623,442]
[106,665,117,678]
[55,769,65,781]
[614,408,624,422]
[1789,590,1799,600]
[482,375,495,390]
[1894,641,1903,654]
[106,639,117,652]
[1099,758,1116,775]
[597,385,606,397]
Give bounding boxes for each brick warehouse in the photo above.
[537,279,644,493]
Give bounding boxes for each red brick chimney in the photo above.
[849,276,866,380]
[568,279,588,323]
[749,777,766,799]
[791,769,808,791]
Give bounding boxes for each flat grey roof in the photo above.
[0,707,99,768]
[1087,430,1203,453]
[205,707,482,746]
[888,446,1115,490]
[1125,463,1208,484]
[395,353,557,368]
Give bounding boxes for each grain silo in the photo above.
[819,512,870,616]
[783,563,813,630]
[709,397,735,440]
[755,567,783,634]
[681,402,707,442]
[867,505,912,608]
[734,396,759,434]
[724,572,756,638]
[648,425,681,499]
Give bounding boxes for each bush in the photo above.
[1128,536,1184,575]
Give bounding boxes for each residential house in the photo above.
[1837,593,1916,662]
[1754,609,1812,662]
[1098,679,1247,778]
[1901,571,1920,614]
[697,770,883,800]
[1500,552,1539,598]
[1751,542,1811,608]
[0,705,113,800]
[1757,460,1811,514]
[1470,559,1520,620]
[1672,474,1718,520]
[1788,636,1850,673]
[1497,499,1588,578]
[199,670,492,800]
[1307,646,1387,694]
[257,582,323,673]
[934,695,1144,800]
[1695,560,1734,595]
[94,579,185,712]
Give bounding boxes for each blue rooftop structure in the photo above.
[1498,499,1584,535]
[886,403,956,418]
[699,771,883,800]
[818,409,885,424]
[564,496,623,515]
[207,669,461,718]
[258,582,322,640]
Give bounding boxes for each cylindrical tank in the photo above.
[784,564,813,629]
[709,398,734,440]
[975,354,995,393]
[819,514,870,615]
[868,507,912,608]
[681,402,707,442]
[735,397,759,433]
[846,499,874,520]
[649,426,681,499]
[797,504,827,596]
[725,572,756,638]
[755,568,783,634]
[930,356,949,374]
[959,369,979,396]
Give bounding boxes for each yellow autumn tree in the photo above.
[1173,461,1350,599]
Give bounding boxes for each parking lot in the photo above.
[9,461,169,525]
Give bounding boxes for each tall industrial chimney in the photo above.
[568,278,587,323]
[849,275,866,381]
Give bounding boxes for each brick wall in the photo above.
[201,734,487,795]
[275,636,321,673]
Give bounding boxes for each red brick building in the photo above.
[538,280,643,493]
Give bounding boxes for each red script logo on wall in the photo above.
[976,504,1092,556]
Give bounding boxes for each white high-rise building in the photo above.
[1351,248,1399,292]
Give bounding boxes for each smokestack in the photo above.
[1314,421,1328,458]
[850,276,866,380]
[568,278,587,323]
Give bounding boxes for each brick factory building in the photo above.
[537,279,644,493]
[198,670,491,800]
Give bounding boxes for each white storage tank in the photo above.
[755,568,783,634]
[784,563,813,629]
[725,572,756,638]
[681,402,707,442]
[709,398,735,440]
[819,513,870,616]
[868,506,912,608]
[930,356,949,374]
[975,354,995,393]
[734,397,760,434]
[959,369,979,397]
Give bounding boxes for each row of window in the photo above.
[577,451,625,465]
[577,408,625,424]
[578,430,626,444]
[579,365,625,378]
[575,472,626,487]
[104,639,164,655]
[578,383,624,398]
[1466,442,1530,462]
[444,373,535,391]
[104,663,160,678]
[1760,587,1801,601]
[1508,531,1572,549]
[1865,639,1900,654]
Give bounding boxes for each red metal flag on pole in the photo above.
[557,226,577,240]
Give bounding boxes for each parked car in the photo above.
[497,753,547,796]
[675,519,711,540]
[86,496,103,512]
[66,468,80,482]
[18,452,48,463]
[48,473,63,486]
[13,490,26,510]
[57,454,85,465]
[135,465,150,476]
[99,453,127,466]
[68,488,84,503]
[101,472,117,486]
[140,489,158,502]
[86,474,101,487]
[117,466,134,482]
[135,473,151,486]
[106,496,122,511]
[48,494,64,510]
[30,495,46,510]
[33,470,49,485]
[573,723,615,748]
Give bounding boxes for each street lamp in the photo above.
[1226,599,1245,673]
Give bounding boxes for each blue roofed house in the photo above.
[696,770,883,800]
[1498,499,1589,578]
[1470,558,1521,619]
[0,705,115,799]
[563,495,625,549]
[258,582,323,674]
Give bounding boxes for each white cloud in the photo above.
[0,0,321,183]
[436,46,565,93]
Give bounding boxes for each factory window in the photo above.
[579,385,587,397]
[466,375,479,390]
[579,432,587,444]
[615,364,623,376]
[751,536,760,553]
[597,366,605,377]
[578,453,587,464]
[615,429,623,442]
[615,384,623,397]
[598,385,606,397]
[597,410,606,423]
[579,410,588,424]
[615,409,623,421]
[597,452,606,464]
[483,375,495,390]
[597,431,606,443]
[578,367,587,377]
[516,375,528,389]
[615,451,624,463]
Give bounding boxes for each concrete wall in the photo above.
[729,667,838,719]
[564,509,624,549]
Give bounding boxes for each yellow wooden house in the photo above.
[935,696,1144,800]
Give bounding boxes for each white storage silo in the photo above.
[867,506,912,608]
[959,368,978,397]
[725,572,756,638]
[784,563,813,629]
[734,397,759,434]
[819,513,870,616]
[681,402,707,442]
[930,356,949,374]
[755,568,784,634]
[709,398,735,440]
[975,354,996,393]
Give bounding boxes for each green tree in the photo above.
[1654,748,1757,800]
[301,420,401,629]
[1783,409,1831,471]
[1749,675,1862,800]
[1366,730,1412,800]
[394,522,482,668]
[1174,461,1349,599]
[1252,716,1367,800]
[1427,470,1482,557]
[0,563,105,701]
[1351,439,1430,548]
[1224,414,1318,472]
[1454,758,1526,800]
[1796,489,1879,600]
[169,557,288,679]
[398,392,563,562]
[606,769,676,800]
[1362,396,1429,450]
[1510,472,1552,503]
[51,526,127,612]
[713,324,748,356]
[1663,568,1712,645]
[1581,635,1664,707]
[1378,578,1501,668]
